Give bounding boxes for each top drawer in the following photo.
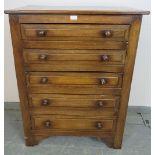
[21,24,129,41]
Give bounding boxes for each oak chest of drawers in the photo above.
[5,6,149,148]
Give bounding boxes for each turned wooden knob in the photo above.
[39,54,48,60]
[41,99,49,106]
[40,77,48,84]
[44,120,52,128]
[37,30,47,37]
[100,78,106,85]
[96,101,104,108]
[95,122,103,129]
[101,55,109,61]
[103,30,112,37]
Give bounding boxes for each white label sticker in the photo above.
[70,15,78,20]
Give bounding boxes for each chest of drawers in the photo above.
[5,6,149,148]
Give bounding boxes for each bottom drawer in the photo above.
[32,115,115,132]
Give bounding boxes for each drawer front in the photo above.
[28,73,122,95]
[23,49,126,65]
[32,116,115,131]
[29,94,119,110]
[23,40,127,50]
[21,24,129,41]
[28,72,122,88]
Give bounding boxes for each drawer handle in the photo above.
[37,30,47,37]
[95,122,103,129]
[103,30,112,37]
[44,120,52,128]
[101,55,109,62]
[100,78,107,85]
[96,101,105,108]
[39,54,48,60]
[41,99,49,106]
[40,77,48,84]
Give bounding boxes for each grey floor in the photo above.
[4,103,151,155]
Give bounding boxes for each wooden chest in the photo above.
[5,6,149,148]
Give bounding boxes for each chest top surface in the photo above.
[4,6,150,15]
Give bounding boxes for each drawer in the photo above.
[29,94,119,110]
[32,115,115,132]
[24,49,125,72]
[21,24,129,41]
[28,72,122,95]
[23,40,127,50]
[23,49,126,65]
[27,72,122,88]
